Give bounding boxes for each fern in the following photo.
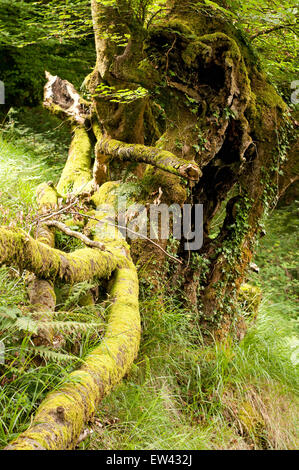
[63,281,97,310]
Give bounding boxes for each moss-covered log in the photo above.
[57,125,93,195]
[5,262,140,450]
[0,227,127,284]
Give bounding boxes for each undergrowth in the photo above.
[0,114,106,448]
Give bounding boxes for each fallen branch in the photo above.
[0,227,127,284]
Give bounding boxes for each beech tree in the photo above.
[2,0,298,450]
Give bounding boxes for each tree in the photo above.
[2,0,298,450]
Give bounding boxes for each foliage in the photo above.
[0,0,93,47]
[0,1,95,107]
[0,266,107,448]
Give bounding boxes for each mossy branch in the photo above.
[57,125,93,196]
[0,227,127,284]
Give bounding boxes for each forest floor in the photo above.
[0,107,298,450]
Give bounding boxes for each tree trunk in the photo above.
[2,0,297,450]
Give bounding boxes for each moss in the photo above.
[36,182,58,211]
[96,138,201,181]
[182,40,212,67]
[0,227,126,284]
[91,181,119,208]
[238,283,262,320]
[254,80,286,112]
[238,401,265,438]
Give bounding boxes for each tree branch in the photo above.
[0,227,127,284]
[43,71,90,124]
[45,219,106,250]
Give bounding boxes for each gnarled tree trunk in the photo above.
[2,0,297,450]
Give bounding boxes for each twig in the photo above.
[38,201,79,224]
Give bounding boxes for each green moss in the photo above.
[238,401,265,439]
[6,260,140,450]
[36,182,58,210]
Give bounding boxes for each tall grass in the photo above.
[0,112,102,448]
[85,295,298,450]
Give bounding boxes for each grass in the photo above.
[85,297,298,450]
[0,111,298,450]
[0,106,68,229]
